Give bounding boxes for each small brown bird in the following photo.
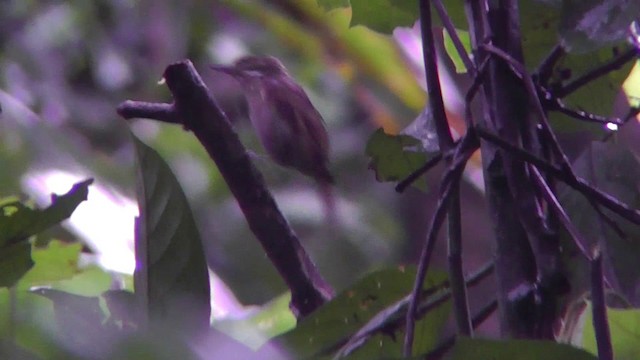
[210,56,334,185]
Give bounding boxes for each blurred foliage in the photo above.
[0,0,638,358]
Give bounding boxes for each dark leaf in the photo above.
[0,242,33,288]
[559,142,640,305]
[31,288,110,357]
[132,134,210,334]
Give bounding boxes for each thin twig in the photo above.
[591,250,613,360]
[556,48,636,98]
[403,133,478,356]
[554,103,623,126]
[404,0,472,355]
[530,166,591,259]
[463,58,490,128]
[432,0,476,76]
[475,126,640,225]
[535,44,566,86]
[396,153,443,192]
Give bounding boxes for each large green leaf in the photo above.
[451,337,597,360]
[559,142,640,305]
[273,266,448,358]
[580,304,640,359]
[132,134,210,334]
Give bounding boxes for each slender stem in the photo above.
[403,134,478,356]
[556,49,636,98]
[591,250,613,360]
[404,0,472,354]
[530,166,591,259]
[447,189,473,336]
[535,44,566,85]
[421,3,454,149]
[554,103,623,126]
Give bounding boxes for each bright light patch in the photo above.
[606,122,619,131]
[22,169,137,274]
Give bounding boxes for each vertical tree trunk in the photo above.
[466,0,558,338]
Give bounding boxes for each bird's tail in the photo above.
[317,180,338,227]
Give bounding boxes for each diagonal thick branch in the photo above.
[117,60,333,319]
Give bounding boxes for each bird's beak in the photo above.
[210,64,240,77]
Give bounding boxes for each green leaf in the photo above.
[451,337,597,360]
[549,47,634,133]
[623,60,640,108]
[51,266,112,297]
[0,289,73,359]
[443,28,472,73]
[556,0,639,53]
[559,142,640,305]
[19,240,83,288]
[366,128,434,191]
[0,178,92,247]
[581,304,640,359]
[274,266,448,358]
[350,0,419,34]
[214,293,296,349]
[0,242,33,288]
[132,134,210,334]
[519,0,562,69]
[316,0,350,11]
